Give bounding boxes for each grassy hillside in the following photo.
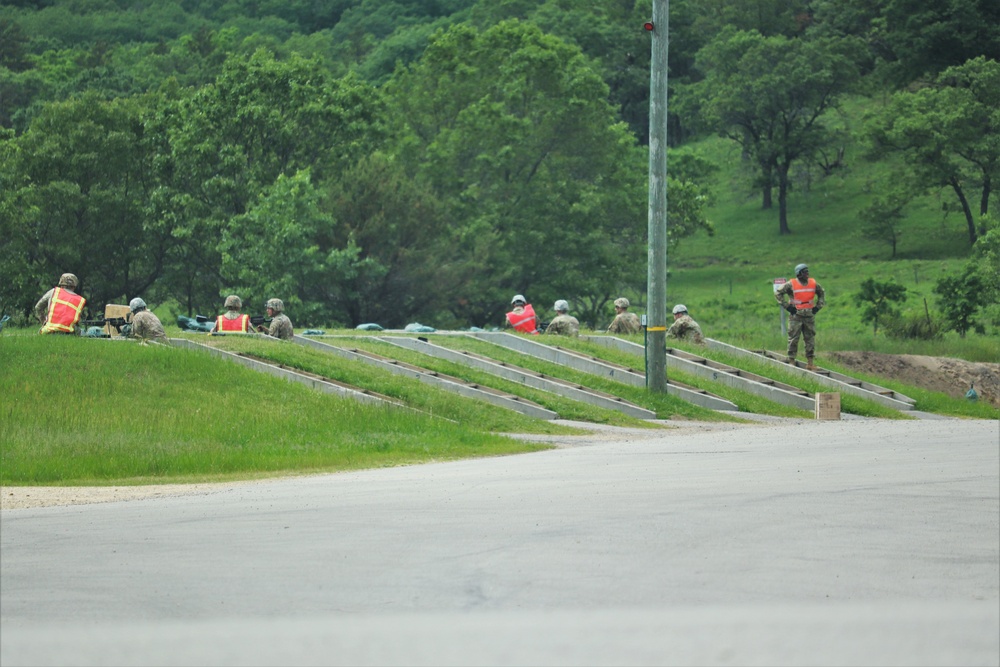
[659,99,998,358]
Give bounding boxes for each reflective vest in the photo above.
[506,304,539,334]
[41,288,86,334]
[791,277,818,310]
[217,314,250,332]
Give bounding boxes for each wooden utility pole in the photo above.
[645,0,669,391]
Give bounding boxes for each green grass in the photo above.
[410,333,808,418]
[650,97,1000,350]
[0,336,553,485]
[184,332,584,435]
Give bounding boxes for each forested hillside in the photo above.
[2,0,998,334]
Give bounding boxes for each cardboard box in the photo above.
[815,392,841,420]
[103,304,132,336]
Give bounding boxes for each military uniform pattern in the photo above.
[545,314,580,336]
[265,313,294,340]
[608,312,641,334]
[131,310,168,344]
[666,314,705,344]
[774,279,826,359]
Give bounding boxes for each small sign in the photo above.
[772,278,787,294]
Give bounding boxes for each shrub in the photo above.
[883,312,943,340]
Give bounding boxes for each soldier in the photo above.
[774,263,826,370]
[607,297,642,334]
[210,294,252,333]
[34,273,87,335]
[257,298,294,340]
[128,298,168,345]
[545,299,580,336]
[666,304,705,345]
[505,294,539,334]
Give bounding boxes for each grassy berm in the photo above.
[1,336,564,486]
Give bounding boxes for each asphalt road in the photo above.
[2,418,998,666]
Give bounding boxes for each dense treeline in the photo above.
[1,0,998,329]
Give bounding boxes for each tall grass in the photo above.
[0,336,550,485]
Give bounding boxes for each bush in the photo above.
[883,312,943,340]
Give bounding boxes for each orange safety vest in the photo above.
[217,314,250,332]
[791,277,818,310]
[506,303,539,334]
[41,288,86,334]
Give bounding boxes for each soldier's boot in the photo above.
[786,356,796,365]
[806,357,816,371]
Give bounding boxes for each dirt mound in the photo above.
[828,351,1000,408]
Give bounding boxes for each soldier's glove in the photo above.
[812,306,822,315]
[785,305,796,315]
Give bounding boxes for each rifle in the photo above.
[250,315,273,328]
[79,317,130,337]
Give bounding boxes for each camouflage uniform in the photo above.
[545,314,580,336]
[33,288,60,323]
[608,311,641,334]
[265,313,294,340]
[131,309,168,344]
[775,279,826,360]
[666,314,705,344]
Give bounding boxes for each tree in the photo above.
[1,93,169,316]
[864,57,1000,245]
[688,29,861,234]
[386,20,651,326]
[322,153,462,328]
[933,269,985,338]
[859,188,909,258]
[854,277,907,335]
[149,50,388,316]
[811,0,1000,87]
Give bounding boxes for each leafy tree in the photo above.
[1,93,169,316]
[933,269,986,338]
[0,18,31,72]
[854,277,907,335]
[863,57,1000,246]
[219,170,367,326]
[859,187,908,258]
[687,29,861,234]
[149,50,388,314]
[387,20,651,326]
[323,153,461,328]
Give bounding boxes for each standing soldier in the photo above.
[666,304,705,345]
[257,298,294,340]
[607,297,642,334]
[129,298,168,345]
[34,273,86,335]
[210,294,252,333]
[545,299,580,336]
[774,263,826,370]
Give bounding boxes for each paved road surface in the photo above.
[2,418,998,666]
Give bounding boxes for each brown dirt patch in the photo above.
[827,351,1000,408]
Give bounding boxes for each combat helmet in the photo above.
[614,297,630,309]
[265,298,284,313]
[129,297,146,313]
[672,304,688,314]
[794,263,809,276]
[554,299,569,312]
[58,273,79,289]
[224,294,242,310]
